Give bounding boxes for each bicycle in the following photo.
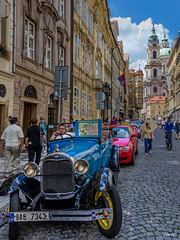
[165,132,172,151]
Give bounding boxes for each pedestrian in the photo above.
[38,116,48,153]
[70,118,74,132]
[25,117,46,165]
[175,120,180,139]
[142,122,153,155]
[118,117,122,124]
[1,117,24,178]
[111,117,116,125]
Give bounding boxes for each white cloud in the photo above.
[111,17,172,73]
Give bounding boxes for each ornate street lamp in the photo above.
[103,82,111,122]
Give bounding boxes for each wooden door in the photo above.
[23,103,33,134]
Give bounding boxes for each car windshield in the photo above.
[112,127,130,138]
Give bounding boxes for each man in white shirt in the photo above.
[1,117,24,178]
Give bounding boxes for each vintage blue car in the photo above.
[2,120,122,239]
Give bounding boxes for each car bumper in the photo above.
[1,208,112,222]
[119,150,132,163]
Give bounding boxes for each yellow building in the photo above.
[73,0,126,121]
[167,32,180,120]
[128,69,143,120]
[0,0,14,137]
[147,96,166,120]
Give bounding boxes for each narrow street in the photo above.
[0,127,180,240]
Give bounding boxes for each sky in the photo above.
[107,0,180,73]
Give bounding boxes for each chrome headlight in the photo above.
[23,162,38,178]
[119,146,130,151]
[74,159,89,175]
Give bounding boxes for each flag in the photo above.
[118,74,126,94]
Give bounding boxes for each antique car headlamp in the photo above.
[119,146,130,151]
[74,159,89,175]
[23,162,38,178]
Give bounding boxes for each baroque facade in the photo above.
[167,32,180,120]
[13,0,71,133]
[128,69,143,120]
[73,0,126,121]
[0,0,14,137]
[147,96,166,120]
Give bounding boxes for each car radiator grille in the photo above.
[42,160,75,194]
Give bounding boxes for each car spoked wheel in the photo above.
[9,190,20,240]
[95,185,122,238]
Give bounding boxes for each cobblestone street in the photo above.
[0,127,180,239]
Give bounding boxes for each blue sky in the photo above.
[107,0,180,72]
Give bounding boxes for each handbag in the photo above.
[152,134,154,141]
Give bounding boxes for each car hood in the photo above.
[111,138,130,147]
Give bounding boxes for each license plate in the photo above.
[10,212,50,222]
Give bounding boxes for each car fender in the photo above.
[93,168,114,192]
[8,174,27,194]
[110,145,119,171]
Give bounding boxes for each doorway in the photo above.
[23,103,37,134]
[0,104,5,137]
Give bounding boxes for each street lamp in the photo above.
[103,82,111,122]
[124,98,127,120]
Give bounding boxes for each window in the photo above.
[159,105,161,108]
[75,0,80,15]
[24,85,37,99]
[153,51,156,58]
[82,91,86,116]
[0,18,6,44]
[44,35,52,69]
[153,105,155,108]
[104,42,106,58]
[163,86,166,89]
[163,93,165,96]
[129,98,132,104]
[138,87,141,93]
[88,94,92,118]
[159,111,160,114]
[138,77,141,82]
[89,51,92,76]
[136,78,138,83]
[98,31,100,48]
[154,69,157,77]
[99,63,102,80]
[164,105,166,108]
[138,99,141,104]
[0,84,6,98]
[107,48,109,61]
[129,88,132,93]
[153,111,155,114]
[59,0,64,19]
[74,87,79,116]
[24,19,35,60]
[59,47,64,66]
[153,87,157,93]
[83,0,87,25]
[129,78,132,83]
[74,33,80,65]
[89,12,92,35]
[82,43,87,71]
[96,60,99,78]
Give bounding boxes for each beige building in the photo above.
[128,69,143,120]
[0,0,14,137]
[167,32,180,120]
[147,96,166,120]
[13,0,72,133]
[73,1,126,121]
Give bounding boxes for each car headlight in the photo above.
[23,162,38,178]
[119,146,130,151]
[74,159,89,175]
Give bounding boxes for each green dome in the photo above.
[160,48,171,56]
[148,25,159,43]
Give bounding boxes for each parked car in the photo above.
[157,120,162,125]
[102,125,138,165]
[1,120,122,240]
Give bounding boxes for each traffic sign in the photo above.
[96,102,105,110]
[95,91,105,102]
[54,66,69,100]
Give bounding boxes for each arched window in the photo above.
[153,87,157,93]
[153,69,157,77]
[163,92,165,96]
[153,51,156,58]
[24,85,37,98]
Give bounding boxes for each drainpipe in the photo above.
[12,0,16,73]
[69,0,74,119]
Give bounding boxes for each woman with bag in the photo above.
[142,122,153,155]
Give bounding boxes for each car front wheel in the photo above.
[95,185,122,238]
[9,190,20,240]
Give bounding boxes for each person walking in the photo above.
[38,116,48,153]
[164,118,176,147]
[142,122,153,155]
[175,120,180,139]
[1,117,24,178]
[25,117,46,165]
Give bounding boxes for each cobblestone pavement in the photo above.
[0,127,180,239]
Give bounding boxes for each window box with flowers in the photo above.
[0,42,12,60]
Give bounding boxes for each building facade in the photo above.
[147,96,166,120]
[0,0,14,137]
[13,0,71,133]
[167,32,180,120]
[128,69,143,120]
[73,0,126,121]
[143,25,171,119]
